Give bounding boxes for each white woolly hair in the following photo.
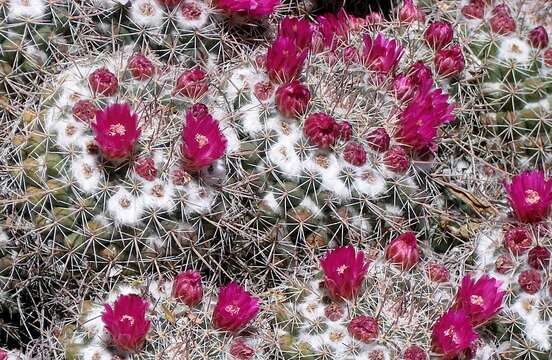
[106,187,145,225]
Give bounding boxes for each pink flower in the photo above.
[365,127,390,152]
[385,231,419,271]
[324,303,344,321]
[175,68,209,99]
[320,246,368,301]
[304,112,340,149]
[266,36,308,83]
[278,17,313,50]
[229,339,255,360]
[315,9,350,50]
[454,275,505,326]
[399,0,425,23]
[92,103,141,159]
[254,81,274,101]
[181,104,227,171]
[425,21,454,50]
[337,121,352,142]
[408,61,433,85]
[504,170,552,223]
[503,227,532,255]
[545,48,552,67]
[403,345,427,360]
[172,270,203,306]
[72,99,97,123]
[102,294,151,352]
[348,315,378,342]
[396,79,455,150]
[212,282,260,333]
[384,146,410,173]
[180,1,203,19]
[434,44,464,77]
[393,74,415,101]
[426,262,449,283]
[518,269,542,294]
[432,309,478,360]
[215,0,280,18]
[363,33,404,75]
[492,4,510,15]
[528,246,550,270]
[490,14,516,35]
[135,157,157,181]
[275,81,310,118]
[0,349,7,360]
[89,68,118,95]
[343,142,367,166]
[529,26,549,49]
[461,3,484,19]
[128,53,155,80]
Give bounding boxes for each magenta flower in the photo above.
[102,294,151,352]
[365,12,384,27]
[175,68,209,99]
[348,315,378,342]
[215,0,280,18]
[424,21,454,50]
[320,246,368,301]
[545,48,552,67]
[92,103,141,159]
[519,269,542,294]
[393,74,415,101]
[384,146,410,173]
[454,275,505,326]
[89,68,118,96]
[528,246,551,270]
[462,3,484,19]
[135,157,157,181]
[315,9,350,50]
[403,345,427,360]
[337,121,352,142]
[266,36,308,83]
[385,231,419,271]
[275,81,310,118]
[504,170,552,223]
[229,339,255,360]
[408,61,433,85]
[399,0,425,23]
[212,282,260,333]
[396,79,455,151]
[278,17,313,50]
[503,227,532,255]
[426,262,450,283]
[181,104,227,171]
[365,127,390,152]
[172,271,203,307]
[434,44,465,78]
[128,53,155,80]
[0,349,7,360]
[304,112,340,149]
[343,142,367,166]
[363,33,403,75]
[490,14,516,35]
[432,309,478,360]
[72,99,97,123]
[529,26,549,49]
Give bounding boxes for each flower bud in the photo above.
[172,271,203,307]
[385,231,419,270]
[275,81,310,118]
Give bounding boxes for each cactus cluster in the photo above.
[431,0,552,169]
[6,0,552,358]
[470,170,552,359]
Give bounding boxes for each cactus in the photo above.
[270,243,503,359]
[466,170,552,360]
[426,0,552,170]
[61,275,272,360]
